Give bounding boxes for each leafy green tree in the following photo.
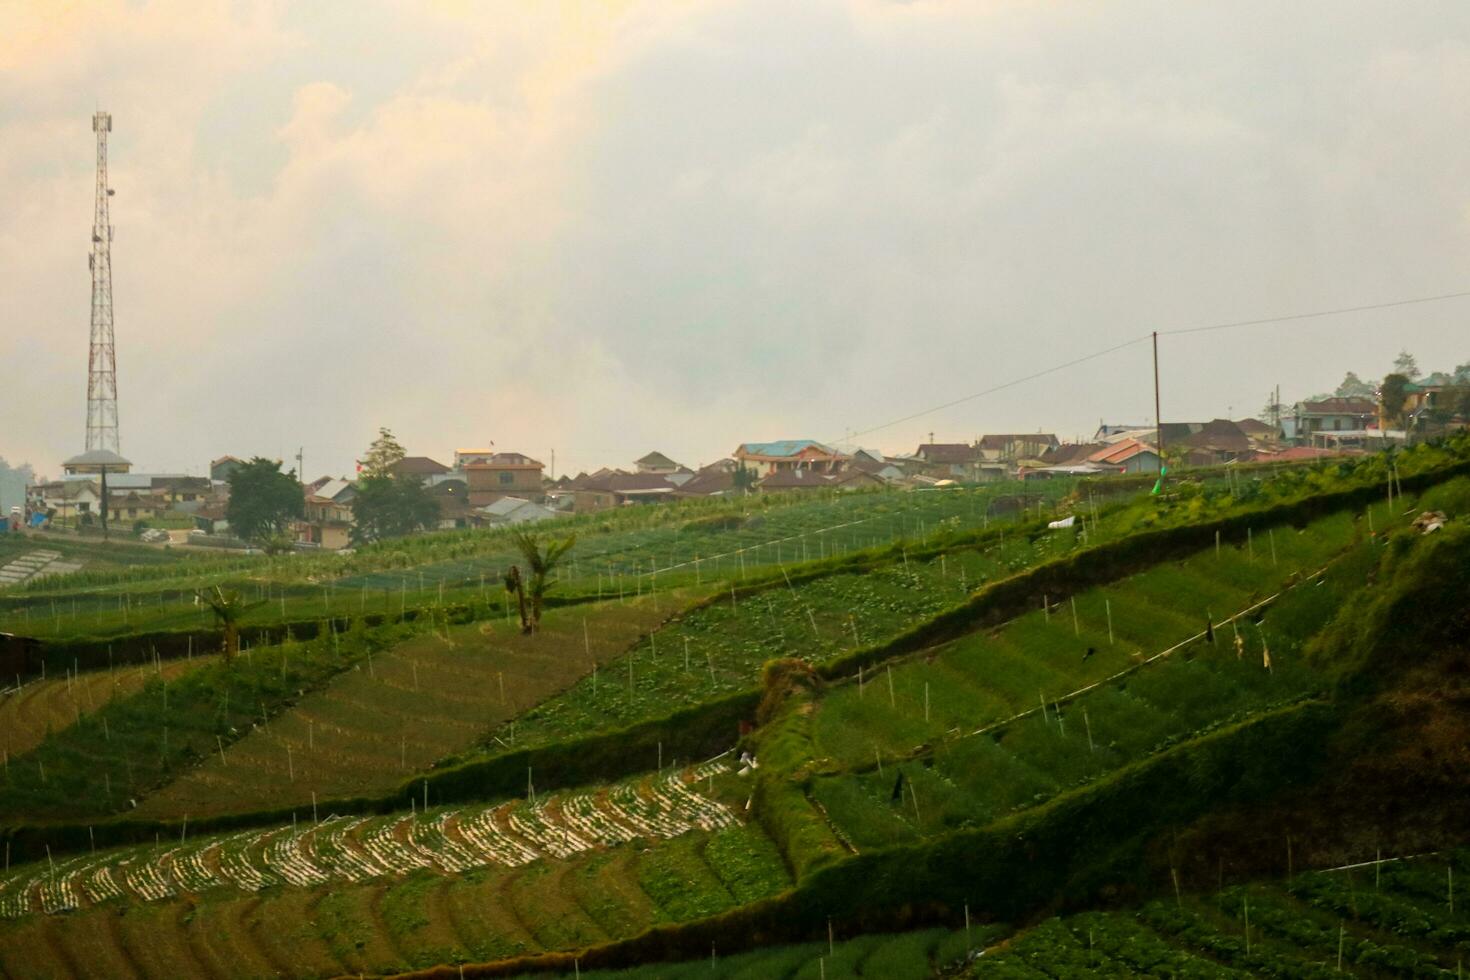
[732,463,757,491]
[1334,371,1374,397]
[1393,350,1421,380]
[504,530,576,633]
[349,428,439,544]
[1380,373,1412,427]
[226,457,304,543]
[350,473,439,544]
[359,427,406,478]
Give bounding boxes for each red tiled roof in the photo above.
[1087,438,1155,465]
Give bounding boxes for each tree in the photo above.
[1380,373,1412,428]
[732,463,757,491]
[350,473,439,544]
[227,457,304,544]
[1393,350,1421,380]
[1334,371,1374,398]
[196,586,244,660]
[359,427,406,478]
[503,530,576,633]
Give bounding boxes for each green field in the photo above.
[0,482,1073,641]
[969,850,1470,978]
[2,437,1469,980]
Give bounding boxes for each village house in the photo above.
[463,452,545,508]
[976,433,1060,463]
[1087,438,1161,474]
[300,478,356,549]
[756,468,834,492]
[1177,419,1252,467]
[209,455,245,482]
[634,451,684,475]
[453,448,498,468]
[426,478,471,529]
[389,456,452,480]
[733,440,848,477]
[106,489,168,523]
[479,496,559,526]
[673,460,747,498]
[756,466,885,493]
[914,443,980,479]
[28,480,101,524]
[571,473,679,513]
[1287,397,1377,440]
[847,450,907,484]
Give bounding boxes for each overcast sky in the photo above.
[4,1,1470,479]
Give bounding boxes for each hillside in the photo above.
[2,442,1470,979]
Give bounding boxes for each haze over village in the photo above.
[5,4,1470,979]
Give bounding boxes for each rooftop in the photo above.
[735,440,842,459]
[62,449,131,467]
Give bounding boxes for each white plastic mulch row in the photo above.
[0,761,734,919]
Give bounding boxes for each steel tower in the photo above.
[86,110,120,454]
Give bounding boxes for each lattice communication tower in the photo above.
[86,110,120,454]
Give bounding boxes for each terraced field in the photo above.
[970,850,1470,977]
[810,512,1354,762]
[0,656,208,758]
[135,594,688,819]
[0,763,789,979]
[468,526,1076,759]
[808,514,1367,847]
[0,484,1065,641]
[506,925,998,978]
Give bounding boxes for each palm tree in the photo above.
[504,530,576,634]
[196,586,244,660]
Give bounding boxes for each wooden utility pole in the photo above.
[1152,331,1164,476]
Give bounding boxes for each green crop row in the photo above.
[0,616,419,825]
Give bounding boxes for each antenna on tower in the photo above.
[86,110,120,454]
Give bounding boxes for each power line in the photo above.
[841,288,1470,444]
[1157,288,1470,337]
[843,335,1149,443]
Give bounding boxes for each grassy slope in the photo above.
[969,850,1470,978]
[0,656,206,758]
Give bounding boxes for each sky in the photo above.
[4,0,1470,480]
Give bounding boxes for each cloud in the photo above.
[3,0,1470,479]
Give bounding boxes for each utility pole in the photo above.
[1152,331,1164,472]
[86,111,120,455]
[296,447,304,483]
